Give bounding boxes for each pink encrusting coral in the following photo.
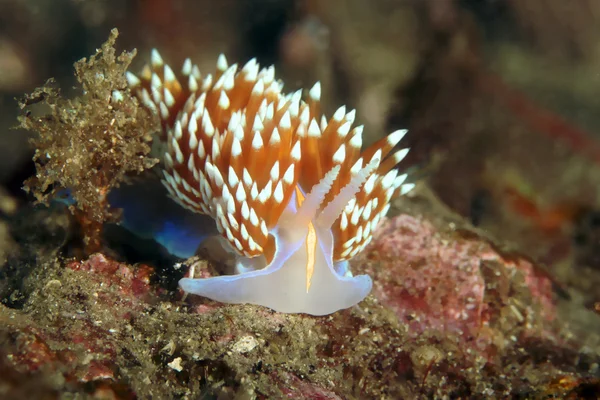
[127,51,414,315]
[364,215,555,342]
[368,215,487,335]
[67,253,160,308]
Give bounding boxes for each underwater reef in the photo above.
[2,1,600,398]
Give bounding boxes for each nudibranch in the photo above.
[126,50,414,315]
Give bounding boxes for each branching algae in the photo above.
[17,29,158,252]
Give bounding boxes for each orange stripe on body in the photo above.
[295,187,316,292]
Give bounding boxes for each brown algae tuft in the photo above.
[17,28,158,253]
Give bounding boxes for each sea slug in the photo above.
[127,51,413,315]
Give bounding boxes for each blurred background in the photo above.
[2,0,600,307]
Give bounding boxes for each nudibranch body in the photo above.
[127,50,413,315]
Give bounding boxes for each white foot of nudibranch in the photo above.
[179,243,372,315]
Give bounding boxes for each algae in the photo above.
[17,28,158,253]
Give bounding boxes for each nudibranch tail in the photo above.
[128,50,413,315]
